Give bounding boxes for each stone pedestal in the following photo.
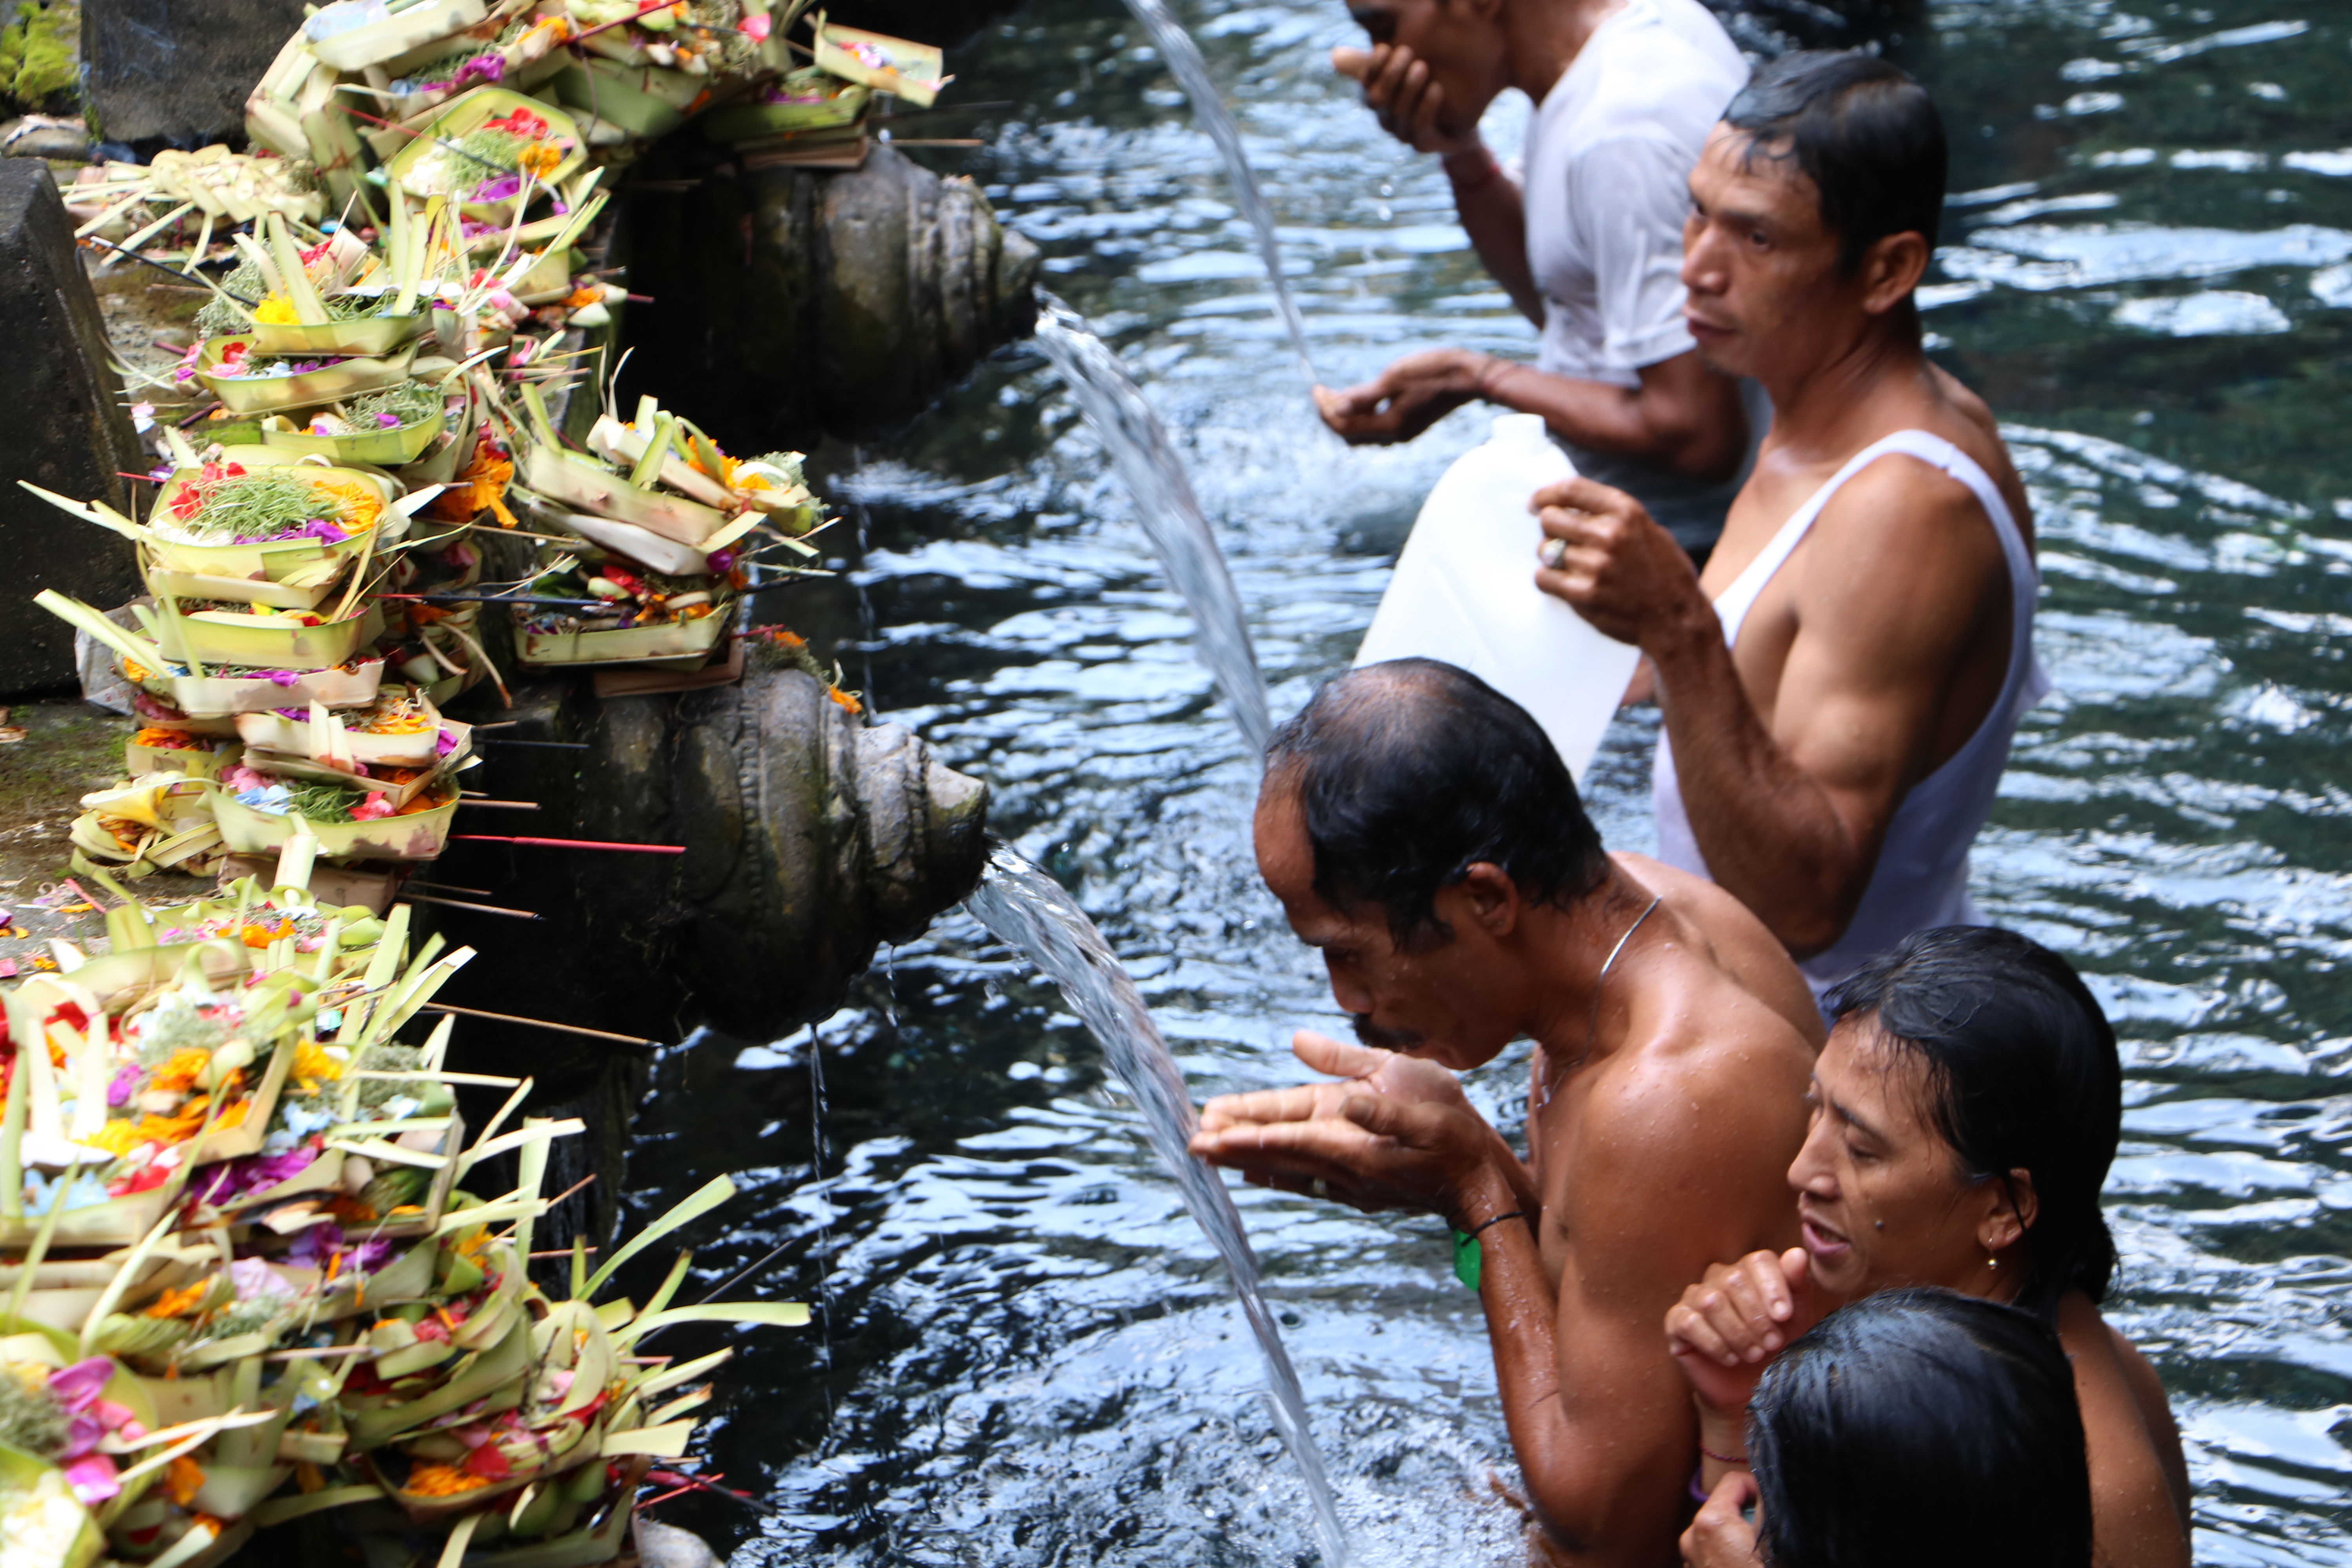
[0,161,141,695]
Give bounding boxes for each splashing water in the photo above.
[1116,0,1316,381]
[1034,294,1274,755]
[965,844,1350,1566]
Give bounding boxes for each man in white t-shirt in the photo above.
[1316,0,1760,556]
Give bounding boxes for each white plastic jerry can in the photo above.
[1355,413,1642,784]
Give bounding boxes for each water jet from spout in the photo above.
[1034,295,1274,756]
[965,844,1350,1566]
[1116,0,1316,383]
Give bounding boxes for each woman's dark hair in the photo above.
[1724,50,1948,273]
[1750,1289,2092,1568]
[1264,659,1609,948]
[1823,926,2122,1319]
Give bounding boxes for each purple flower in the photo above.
[263,670,301,687]
[145,463,173,483]
[453,53,505,87]
[61,1455,119,1506]
[707,547,737,572]
[434,728,457,756]
[198,1144,320,1205]
[550,199,570,216]
[106,1064,139,1108]
[294,518,350,544]
[353,1236,398,1275]
[470,174,523,204]
[376,412,402,428]
[275,707,309,720]
[288,1221,345,1268]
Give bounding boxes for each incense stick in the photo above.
[401,893,542,920]
[417,1002,658,1046]
[451,836,685,854]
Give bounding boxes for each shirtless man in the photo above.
[1315,0,1758,557]
[1187,659,1821,1565]
[1532,52,2045,998]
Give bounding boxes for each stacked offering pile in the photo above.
[0,886,802,1568]
[0,5,960,1561]
[36,85,851,886]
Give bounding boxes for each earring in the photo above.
[1986,1254,1998,1270]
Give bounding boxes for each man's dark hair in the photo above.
[1724,50,1948,274]
[1823,926,2122,1321]
[1263,659,1610,948]
[1750,1289,2093,1568]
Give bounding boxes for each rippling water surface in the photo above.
[621,0,2352,1560]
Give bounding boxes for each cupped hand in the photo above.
[1313,349,1486,445]
[1531,476,1709,649]
[1664,1248,1820,1416]
[1198,1030,1471,1133]
[1189,1036,1493,1220]
[1330,42,1481,157]
[1679,1471,1765,1568]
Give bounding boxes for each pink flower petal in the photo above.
[62,1454,119,1505]
[48,1358,113,1412]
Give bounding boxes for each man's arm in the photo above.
[1332,44,1537,318]
[1315,348,1747,478]
[1535,460,2008,958]
[1441,1051,1807,1564]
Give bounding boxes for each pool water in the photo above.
[621,0,2352,1560]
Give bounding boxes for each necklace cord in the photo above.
[1543,893,1664,1103]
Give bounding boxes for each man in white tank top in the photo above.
[1529,52,2048,1002]
[1312,0,1760,557]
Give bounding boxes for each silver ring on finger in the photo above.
[1538,537,1568,569]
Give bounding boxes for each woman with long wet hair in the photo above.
[1664,926,2190,1568]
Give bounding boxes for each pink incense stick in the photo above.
[451,835,685,854]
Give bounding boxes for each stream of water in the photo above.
[962,843,1349,1565]
[620,0,2352,1562]
[1032,293,1276,753]
[1112,0,1319,382]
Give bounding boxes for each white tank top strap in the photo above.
[1711,429,2031,648]
[1652,425,2045,1010]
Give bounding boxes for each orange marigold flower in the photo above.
[292,1041,342,1092]
[404,1462,492,1497]
[144,1281,209,1319]
[148,1048,213,1095]
[163,1455,205,1508]
[827,686,862,716]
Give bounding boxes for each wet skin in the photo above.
[1188,775,1819,1566]
[1531,125,2034,962]
[1663,1019,2192,1568]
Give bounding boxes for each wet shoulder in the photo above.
[1613,853,1823,1045]
[1572,877,1818,1189]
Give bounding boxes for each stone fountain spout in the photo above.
[425,667,988,1067]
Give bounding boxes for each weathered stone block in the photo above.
[0,160,140,695]
[82,0,309,148]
